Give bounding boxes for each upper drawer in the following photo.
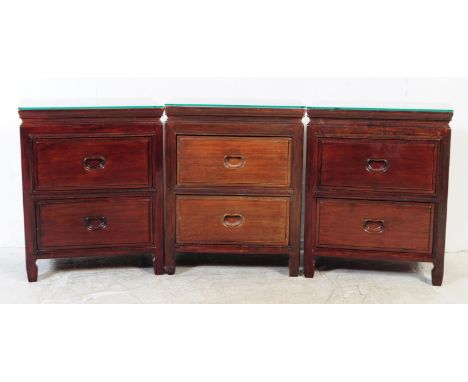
[176,136,292,187]
[34,137,152,190]
[319,139,438,193]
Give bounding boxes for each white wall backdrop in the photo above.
[0,78,466,251]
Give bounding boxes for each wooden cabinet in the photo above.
[19,107,165,282]
[304,108,452,285]
[19,103,453,285]
[164,105,304,276]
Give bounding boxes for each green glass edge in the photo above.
[18,104,453,113]
[18,105,164,111]
[165,103,306,109]
[307,106,453,113]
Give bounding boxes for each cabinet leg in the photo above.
[288,251,299,277]
[164,246,176,275]
[26,257,38,282]
[432,256,444,286]
[304,252,315,278]
[164,265,175,275]
[153,250,164,275]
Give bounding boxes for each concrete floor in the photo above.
[0,247,467,303]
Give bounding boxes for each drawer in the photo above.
[176,196,290,245]
[316,199,434,253]
[36,196,152,249]
[319,139,438,193]
[34,137,152,190]
[176,136,291,187]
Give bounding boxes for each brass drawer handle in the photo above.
[366,158,388,173]
[83,156,106,171]
[223,154,245,169]
[222,213,244,228]
[84,216,108,231]
[362,219,385,233]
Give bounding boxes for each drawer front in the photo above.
[319,139,438,193]
[316,199,434,253]
[176,136,292,187]
[176,196,290,245]
[35,137,152,190]
[37,196,152,249]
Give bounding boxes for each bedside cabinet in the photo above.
[164,105,304,276]
[19,107,165,281]
[304,107,452,285]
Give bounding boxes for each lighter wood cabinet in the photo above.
[164,105,304,276]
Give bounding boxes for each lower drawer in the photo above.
[176,196,290,245]
[36,196,153,249]
[316,198,434,253]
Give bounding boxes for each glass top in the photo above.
[18,98,164,111]
[17,102,452,113]
[307,106,453,113]
[165,103,305,109]
[18,105,164,111]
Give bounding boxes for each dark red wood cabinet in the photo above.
[164,105,304,276]
[304,108,452,285]
[19,107,165,281]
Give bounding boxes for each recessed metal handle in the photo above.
[362,219,385,233]
[222,213,244,228]
[223,154,245,169]
[83,156,106,171]
[84,216,107,231]
[366,158,388,173]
